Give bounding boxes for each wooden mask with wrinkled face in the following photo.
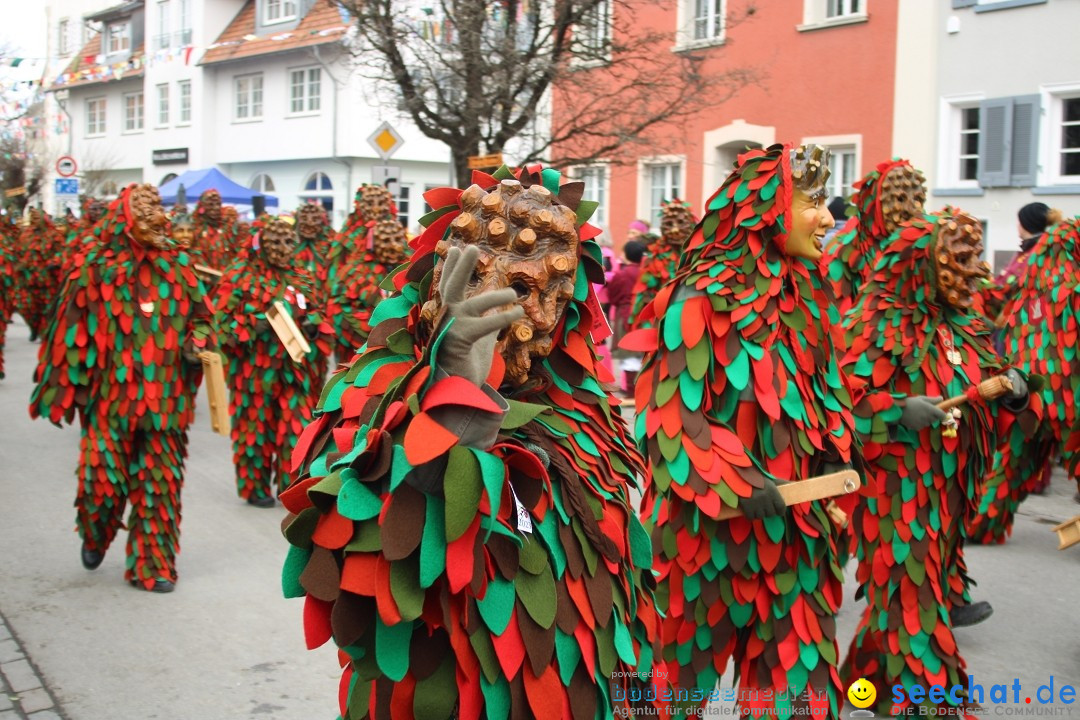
[935,213,989,309]
[130,184,169,250]
[423,179,580,387]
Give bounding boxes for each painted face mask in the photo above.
[422,179,580,387]
[879,164,927,237]
[296,204,325,240]
[783,144,834,261]
[86,200,107,225]
[260,218,296,269]
[659,200,696,246]
[935,212,989,309]
[129,184,169,250]
[172,216,195,249]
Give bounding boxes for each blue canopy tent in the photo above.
[157,168,279,207]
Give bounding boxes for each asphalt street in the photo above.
[0,317,1078,720]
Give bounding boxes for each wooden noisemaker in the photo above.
[198,351,231,436]
[266,300,311,363]
[717,469,862,521]
[936,374,1014,411]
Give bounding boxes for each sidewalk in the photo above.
[0,612,66,720]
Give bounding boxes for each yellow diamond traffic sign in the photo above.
[367,121,404,160]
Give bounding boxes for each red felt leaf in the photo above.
[618,327,658,353]
[340,554,379,596]
[423,187,463,210]
[523,662,565,719]
[303,594,333,649]
[446,514,480,594]
[403,411,460,465]
[375,555,402,625]
[312,508,354,550]
[279,476,320,514]
[292,415,328,472]
[420,375,504,414]
[491,608,526,678]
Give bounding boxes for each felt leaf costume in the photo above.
[282,166,663,720]
[633,145,856,719]
[28,184,215,588]
[17,211,66,339]
[968,217,1080,543]
[193,190,229,269]
[294,203,337,379]
[213,218,332,503]
[0,226,17,379]
[628,200,696,330]
[821,159,926,316]
[840,210,1039,717]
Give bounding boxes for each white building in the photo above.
[921,0,1080,269]
[48,0,450,229]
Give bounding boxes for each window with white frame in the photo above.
[264,0,298,24]
[422,184,441,214]
[178,80,191,124]
[1056,95,1080,180]
[647,163,682,223]
[826,147,858,201]
[396,186,411,227]
[156,0,171,49]
[289,67,321,114]
[827,0,861,17]
[575,0,611,59]
[300,172,334,213]
[249,173,276,193]
[574,165,609,229]
[958,106,980,182]
[179,0,192,44]
[58,18,71,55]
[123,91,144,132]
[234,74,264,121]
[86,97,106,136]
[156,84,169,126]
[693,0,725,41]
[940,102,981,187]
[107,22,130,54]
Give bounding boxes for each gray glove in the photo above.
[434,246,524,386]
[899,395,946,431]
[740,478,788,520]
[1001,369,1029,411]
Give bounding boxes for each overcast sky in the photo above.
[1,1,47,57]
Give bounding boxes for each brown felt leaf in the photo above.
[300,545,342,602]
[583,562,613,629]
[332,591,373,648]
[410,627,451,681]
[381,484,426,561]
[488,534,520,581]
[518,607,556,677]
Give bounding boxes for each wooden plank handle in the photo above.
[193,263,223,278]
[936,375,1013,412]
[267,300,311,363]
[717,470,861,520]
[198,351,231,436]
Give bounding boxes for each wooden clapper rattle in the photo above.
[266,300,311,363]
[193,264,223,280]
[198,351,230,436]
[718,469,862,525]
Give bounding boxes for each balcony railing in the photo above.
[153,28,193,50]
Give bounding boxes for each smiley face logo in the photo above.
[847,678,877,709]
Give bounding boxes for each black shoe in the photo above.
[81,546,104,570]
[950,600,993,627]
[247,495,276,508]
[130,578,175,593]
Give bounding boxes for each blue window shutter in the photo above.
[978,98,1012,188]
[952,0,977,7]
[1009,94,1040,187]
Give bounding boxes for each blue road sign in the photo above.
[55,178,79,195]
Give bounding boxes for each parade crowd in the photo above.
[0,144,1077,720]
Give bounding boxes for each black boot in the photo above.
[950,600,993,627]
[130,578,175,593]
[247,495,276,508]
[81,545,104,570]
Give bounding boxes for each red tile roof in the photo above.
[50,34,146,90]
[199,0,349,66]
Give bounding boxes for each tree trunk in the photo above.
[451,146,479,189]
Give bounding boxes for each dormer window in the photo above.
[107,21,130,54]
[264,0,297,25]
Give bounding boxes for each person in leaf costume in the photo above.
[841,209,1036,717]
[631,144,856,719]
[627,199,696,330]
[0,222,18,379]
[968,214,1078,544]
[327,185,406,364]
[17,207,66,340]
[214,216,331,507]
[193,189,228,268]
[294,202,335,378]
[821,159,926,315]
[281,165,663,720]
[28,183,215,592]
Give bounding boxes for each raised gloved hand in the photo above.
[899,395,946,431]
[434,246,524,387]
[1001,368,1029,411]
[740,478,788,520]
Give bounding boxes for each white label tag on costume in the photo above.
[297,293,307,310]
[511,486,533,534]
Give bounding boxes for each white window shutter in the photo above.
[978,98,1012,188]
[1009,95,1040,187]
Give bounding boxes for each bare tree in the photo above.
[78,146,125,198]
[0,135,46,214]
[335,0,759,183]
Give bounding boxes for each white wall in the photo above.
[68,78,148,192]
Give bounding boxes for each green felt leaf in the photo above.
[473,448,504,525]
[338,475,384,521]
[413,654,457,720]
[345,520,381,552]
[501,399,549,430]
[470,627,501,684]
[374,615,412,681]
[476,575,515,635]
[480,675,510,720]
[281,545,310,598]
[627,513,652,571]
[516,562,557,628]
[612,614,637,666]
[420,495,447,588]
[799,642,819,671]
[554,629,581,686]
[444,447,483,542]
[390,556,425,621]
[283,508,320,549]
